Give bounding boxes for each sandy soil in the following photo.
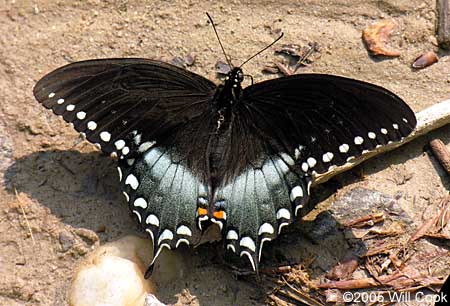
[0,1,449,305]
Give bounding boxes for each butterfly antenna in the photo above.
[239,32,284,68]
[206,13,233,68]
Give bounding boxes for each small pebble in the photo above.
[412,51,439,69]
[59,231,75,252]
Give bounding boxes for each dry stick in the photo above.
[409,196,450,242]
[343,212,385,228]
[282,278,325,306]
[268,293,294,306]
[314,98,450,186]
[14,188,35,245]
[316,273,445,290]
[429,139,450,174]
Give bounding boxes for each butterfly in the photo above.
[33,17,416,278]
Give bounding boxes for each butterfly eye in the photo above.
[236,70,244,82]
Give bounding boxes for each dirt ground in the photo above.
[0,1,449,305]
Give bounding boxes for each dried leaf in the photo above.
[275,44,302,56]
[326,256,359,280]
[170,54,196,68]
[262,63,280,74]
[362,20,401,57]
[215,60,231,75]
[409,196,450,242]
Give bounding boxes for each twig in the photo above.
[268,293,294,306]
[429,139,450,174]
[343,212,385,228]
[314,98,450,186]
[317,278,379,289]
[14,189,35,245]
[409,196,450,242]
[282,278,325,306]
[261,265,292,275]
[409,213,439,242]
[275,62,293,76]
[423,232,450,240]
[317,272,445,290]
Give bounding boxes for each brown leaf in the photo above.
[326,256,359,280]
[362,20,401,57]
[409,196,450,242]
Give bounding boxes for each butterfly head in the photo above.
[226,67,244,87]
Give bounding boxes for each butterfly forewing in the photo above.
[241,74,416,174]
[33,58,217,156]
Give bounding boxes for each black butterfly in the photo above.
[33,22,416,278]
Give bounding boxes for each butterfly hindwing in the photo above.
[119,146,205,268]
[216,154,313,269]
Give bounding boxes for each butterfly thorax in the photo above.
[205,67,245,186]
[214,67,244,129]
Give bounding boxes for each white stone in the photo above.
[68,236,154,306]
